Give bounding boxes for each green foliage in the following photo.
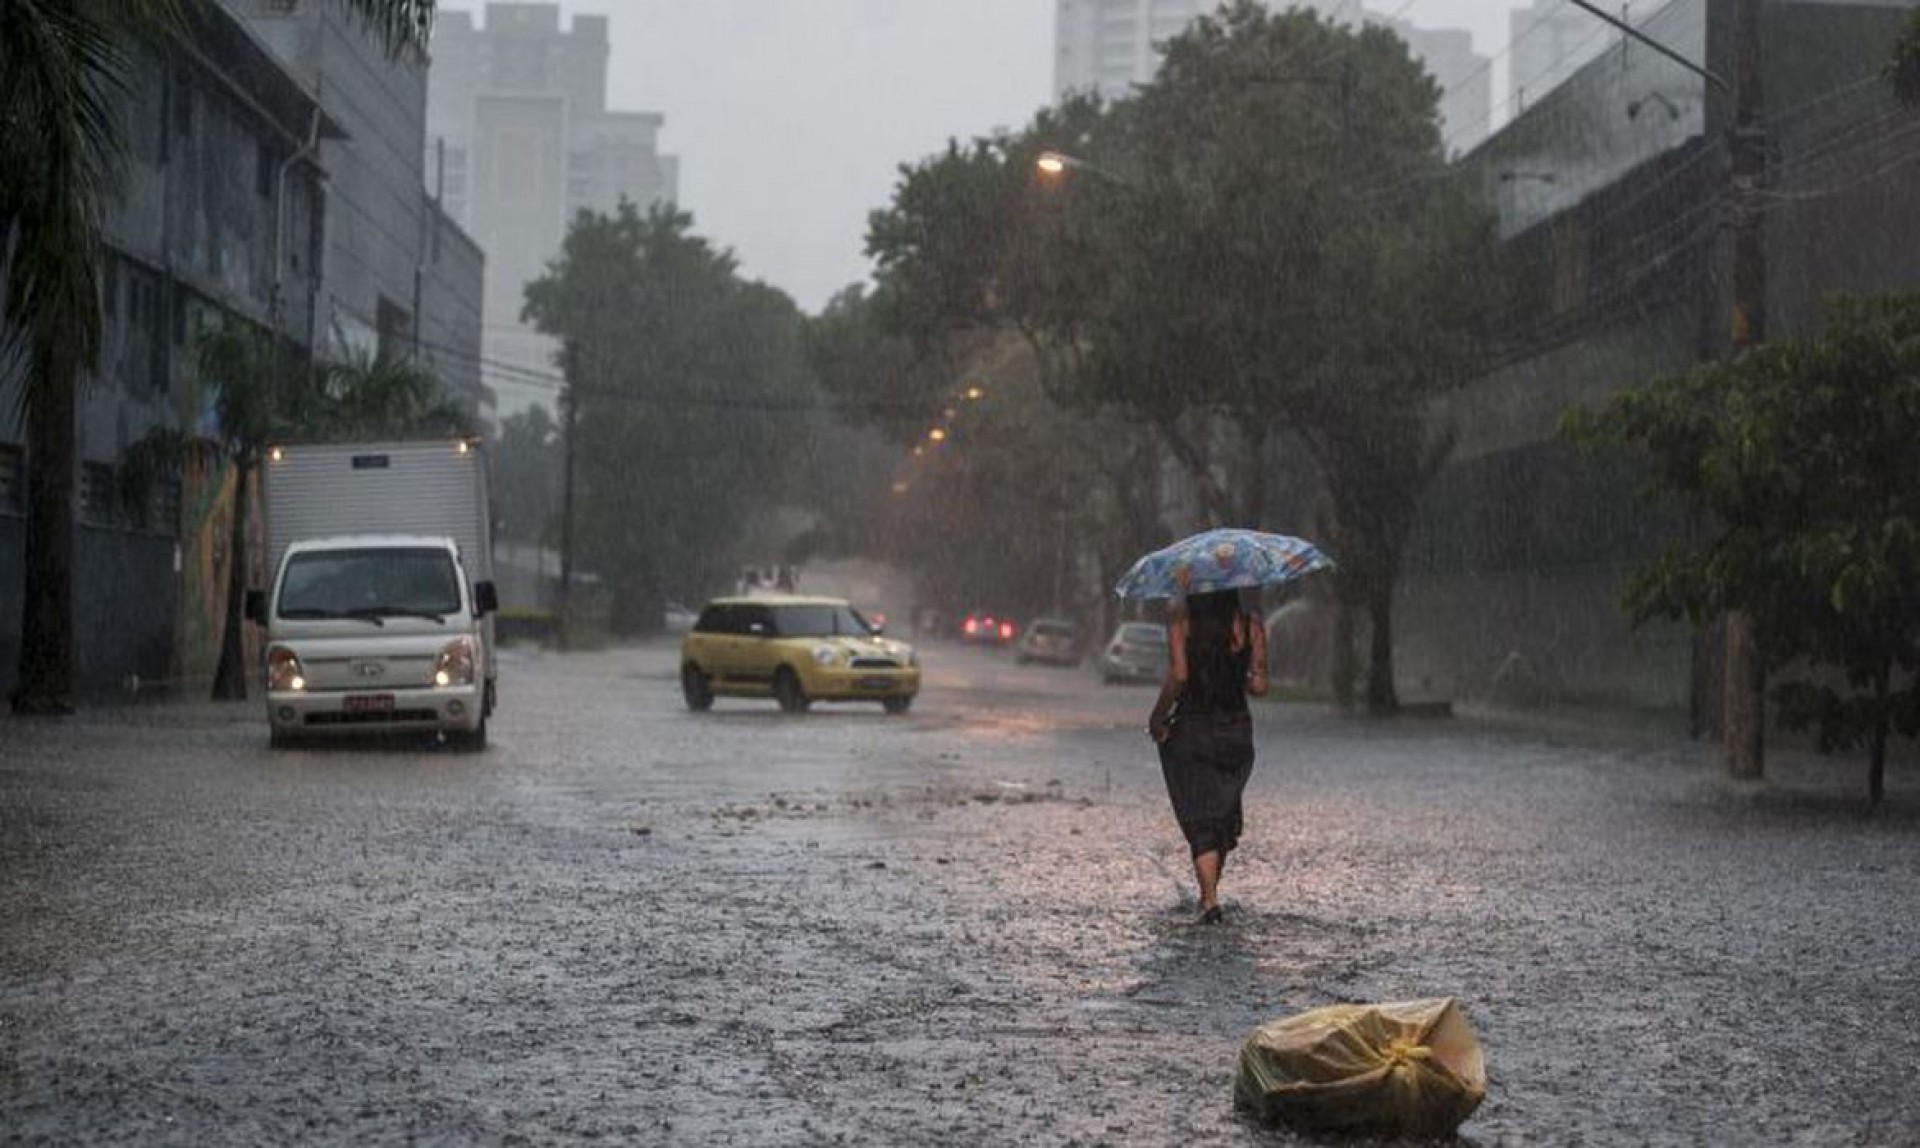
[523,202,819,631]
[856,3,1493,710]
[493,405,562,547]
[1567,295,1920,801]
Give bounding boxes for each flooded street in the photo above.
[4,640,1918,1145]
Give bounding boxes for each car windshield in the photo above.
[1120,624,1166,645]
[772,604,874,637]
[278,547,461,619]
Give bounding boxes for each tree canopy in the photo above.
[855,1,1495,709]
[523,202,817,632]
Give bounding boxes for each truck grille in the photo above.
[306,709,439,727]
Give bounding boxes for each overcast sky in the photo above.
[540,1,1540,314]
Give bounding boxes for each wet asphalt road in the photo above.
[2,639,1918,1146]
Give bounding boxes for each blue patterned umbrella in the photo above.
[1113,528,1334,600]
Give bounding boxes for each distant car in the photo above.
[1098,621,1169,684]
[663,600,698,635]
[1015,617,1082,667]
[959,610,1018,646]
[680,595,921,714]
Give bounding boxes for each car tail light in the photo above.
[1000,622,1014,640]
[964,618,978,635]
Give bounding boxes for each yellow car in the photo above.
[680,596,921,713]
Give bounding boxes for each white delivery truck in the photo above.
[245,439,499,750]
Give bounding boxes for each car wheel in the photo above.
[447,718,488,752]
[682,663,714,712]
[883,695,913,715]
[774,666,811,713]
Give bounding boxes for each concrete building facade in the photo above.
[1402,0,1920,723]
[426,4,680,418]
[0,0,484,699]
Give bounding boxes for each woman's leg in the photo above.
[1193,849,1223,911]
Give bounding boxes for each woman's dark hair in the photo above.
[1183,588,1247,653]
[1185,588,1242,627]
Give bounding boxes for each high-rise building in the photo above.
[1378,20,1491,154]
[1053,0,1211,100]
[1053,2,1487,152]
[1508,0,1614,115]
[427,4,679,418]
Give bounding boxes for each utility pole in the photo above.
[557,381,577,652]
[1722,0,1767,779]
[1568,0,1764,778]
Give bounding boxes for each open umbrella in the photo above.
[1114,528,1334,600]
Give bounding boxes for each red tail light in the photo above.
[999,622,1014,640]
[964,618,978,635]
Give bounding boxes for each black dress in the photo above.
[1157,621,1255,859]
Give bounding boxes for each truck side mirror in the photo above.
[245,589,266,624]
[473,580,499,616]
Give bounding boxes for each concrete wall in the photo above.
[1398,0,1920,722]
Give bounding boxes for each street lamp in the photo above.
[1035,150,1130,186]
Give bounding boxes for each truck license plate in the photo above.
[344,694,395,713]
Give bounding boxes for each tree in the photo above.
[1566,295,1920,805]
[523,202,817,632]
[494,405,562,548]
[0,0,436,713]
[859,3,1494,712]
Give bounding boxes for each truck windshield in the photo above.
[278,547,462,620]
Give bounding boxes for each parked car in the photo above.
[1098,621,1170,684]
[663,600,699,634]
[680,595,921,714]
[1015,617,1082,666]
[959,610,1018,646]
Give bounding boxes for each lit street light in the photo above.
[1034,149,1130,186]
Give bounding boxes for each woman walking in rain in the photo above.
[1147,587,1269,924]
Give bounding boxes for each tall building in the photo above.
[228,0,486,412]
[0,0,486,698]
[1378,19,1492,154]
[427,4,680,418]
[1053,0,1210,100]
[1508,0,1615,115]
[1053,1,1488,152]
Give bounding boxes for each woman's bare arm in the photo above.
[1246,615,1270,697]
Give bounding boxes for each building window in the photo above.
[0,444,23,516]
[81,463,118,527]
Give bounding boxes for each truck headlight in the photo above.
[267,646,306,692]
[435,636,477,687]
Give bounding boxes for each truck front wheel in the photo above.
[447,719,488,752]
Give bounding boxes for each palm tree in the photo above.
[0,0,436,713]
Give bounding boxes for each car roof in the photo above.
[286,535,456,553]
[705,595,853,608]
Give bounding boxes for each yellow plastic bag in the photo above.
[1234,997,1487,1137]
